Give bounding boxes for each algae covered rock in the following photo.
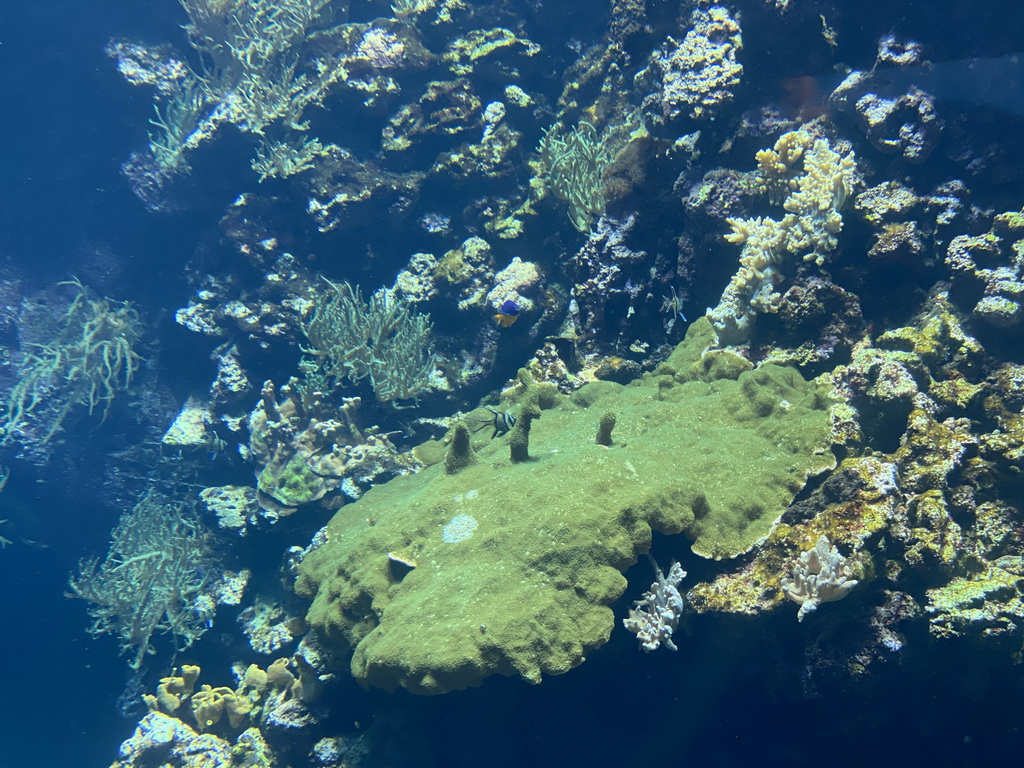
[295,323,835,694]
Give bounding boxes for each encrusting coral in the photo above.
[296,318,835,694]
[246,380,417,515]
[946,208,1024,332]
[641,5,744,122]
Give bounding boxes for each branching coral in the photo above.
[781,535,859,622]
[251,134,331,182]
[301,278,437,403]
[109,0,347,201]
[68,490,220,670]
[178,0,339,135]
[707,133,858,345]
[1,279,142,446]
[623,558,686,651]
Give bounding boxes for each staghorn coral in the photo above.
[707,133,858,345]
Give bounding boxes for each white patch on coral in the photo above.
[442,514,478,543]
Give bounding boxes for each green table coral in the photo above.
[296,321,835,694]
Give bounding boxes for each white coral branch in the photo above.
[623,557,686,651]
[782,535,858,622]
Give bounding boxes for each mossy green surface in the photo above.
[257,453,323,508]
[296,321,835,694]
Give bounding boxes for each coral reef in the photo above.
[18,2,1024,764]
[110,0,368,206]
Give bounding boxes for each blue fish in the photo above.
[494,299,521,328]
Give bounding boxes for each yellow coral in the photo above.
[191,685,235,730]
[755,129,812,204]
[152,665,201,713]
[708,135,857,343]
[781,138,858,265]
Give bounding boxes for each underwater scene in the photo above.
[3,0,1024,765]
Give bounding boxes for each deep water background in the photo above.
[3,0,1024,766]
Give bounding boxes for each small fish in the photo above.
[493,299,521,328]
[470,407,517,438]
